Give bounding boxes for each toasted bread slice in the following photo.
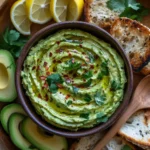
[70,132,136,150]
[118,110,150,149]
[84,0,120,31]
[110,17,150,72]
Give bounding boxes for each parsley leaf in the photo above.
[94,91,106,106]
[84,94,92,102]
[80,113,89,119]
[107,0,149,21]
[72,86,79,94]
[47,73,63,93]
[82,71,93,79]
[65,58,81,71]
[121,145,132,150]
[0,28,29,58]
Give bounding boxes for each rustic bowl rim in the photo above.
[16,21,133,138]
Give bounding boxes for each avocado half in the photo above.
[0,50,17,102]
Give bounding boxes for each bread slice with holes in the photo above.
[118,110,150,149]
[110,17,150,73]
[70,132,136,150]
[84,0,120,31]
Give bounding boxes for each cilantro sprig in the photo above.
[47,73,64,93]
[0,28,29,58]
[107,0,149,21]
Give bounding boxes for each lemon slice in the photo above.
[10,0,31,35]
[50,0,84,22]
[26,0,52,24]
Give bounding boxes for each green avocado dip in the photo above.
[21,29,127,131]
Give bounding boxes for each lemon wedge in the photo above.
[10,0,31,35]
[26,0,52,24]
[50,0,84,22]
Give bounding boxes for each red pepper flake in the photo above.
[43,62,48,67]
[38,94,41,98]
[40,76,46,80]
[57,84,63,88]
[53,60,56,63]
[79,44,82,48]
[56,41,60,45]
[46,71,51,76]
[90,65,94,69]
[32,66,36,70]
[65,94,70,99]
[49,52,52,57]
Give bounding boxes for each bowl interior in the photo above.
[16,21,133,138]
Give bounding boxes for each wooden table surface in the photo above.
[0,0,150,150]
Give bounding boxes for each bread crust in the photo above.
[110,17,150,73]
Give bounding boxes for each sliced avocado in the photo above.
[0,50,17,102]
[9,113,32,149]
[0,103,26,133]
[21,117,68,150]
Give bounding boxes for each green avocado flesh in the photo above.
[21,29,127,131]
[0,50,17,102]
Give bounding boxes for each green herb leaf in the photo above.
[66,100,72,106]
[0,28,29,58]
[107,0,149,21]
[72,86,79,94]
[47,73,63,93]
[84,94,92,102]
[83,79,92,87]
[94,91,106,106]
[80,113,89,119]
[83,71,93,79]
[107,0,125,12]
[121,145,132,150]
[65,58,81,71]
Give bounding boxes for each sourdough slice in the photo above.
[70,132,136,150]
[118,110,150,149]
[84,0,120,31]
[110,17,150,72]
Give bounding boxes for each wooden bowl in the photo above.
[16,21,133,138]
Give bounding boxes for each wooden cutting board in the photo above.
[0,0,150,150]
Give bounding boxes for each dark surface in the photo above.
[16,21,133,138]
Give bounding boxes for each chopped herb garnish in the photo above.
[67,100,72,106]
[65,58,81,71]
[107,0,149,21]
[47,73,63,93]
[111,80,120,90]
[94,91,106,106]
[72,86,79,94]
[0,28,29,58]
[80,113,89,119]
[83,71,93,79]
[87,52,95,63]
[121,145,132,150]
[83,79,92,87]
[84,94,92,102]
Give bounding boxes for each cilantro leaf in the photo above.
[121,145,132,150]
[107,0,125,12]
[84,94,92,102]
[47,73,63,93]
[66,100,72,106]
[0,28,29,58]
[65,58,81,71]
[94,91,106,106]
[72,86,79,94]
[82,71,93,79]
[107,0,149,21]
[80,113,89,119]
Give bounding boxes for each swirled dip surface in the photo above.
[21,29,126,131]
